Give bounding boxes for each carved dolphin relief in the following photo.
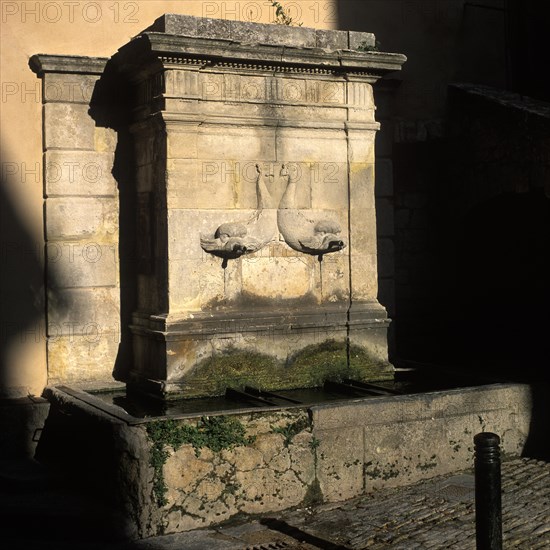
[276,164,346,260]
[200,164,276,268]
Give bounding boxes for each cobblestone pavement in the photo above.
[276,457,550,549]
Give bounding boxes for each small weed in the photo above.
[272,1,303,26]
[309,437,321,451]
[271,416,309,447]
[357,40,381,52]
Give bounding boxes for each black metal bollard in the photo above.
[474,432,502,550]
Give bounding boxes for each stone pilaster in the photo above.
[30,55,121,387]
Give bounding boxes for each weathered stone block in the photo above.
[231,21,316,49]
[148,14,380,53]
[167,162,238,210]
[196,127,277,161]
[276,129,348,163]
[168,257,224,311]
[164,445,214,495]
[44,103,95,150]
[348,132,376,163]
[349,163,376,209]
[350,254,378,300]
[350,208,378,254]
[349,31,376,50]
[42,73,99,104]
[315,29,348,50]
[166,128,198,159]
[347,324,391,367]
[309,161,348,210]
[47,287,119,333]
[47,243,117,288]
[315,426,364,502]
[317,254,350,303]
[47,333,119,384]
[44,150,116,197]
[347,81,375,110]
[46,197,117,241]
[241,256,315,300]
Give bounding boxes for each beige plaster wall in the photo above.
[0,1,337,398]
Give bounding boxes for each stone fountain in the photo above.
[29,16,533,540]
[111,15,407,399]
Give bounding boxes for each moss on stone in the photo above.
[302,478,323,507]
[179,339,390,398]
[180,350,280,397]
[146,416,254,507]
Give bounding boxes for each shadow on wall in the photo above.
[0,142,66,457]
[89,64,137,383]
[338,1,550,458]
[0,147,45,395]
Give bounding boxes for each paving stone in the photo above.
[277,457,550,550]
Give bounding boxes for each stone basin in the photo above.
[37,380,532,539]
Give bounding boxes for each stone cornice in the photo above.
[29,54,108,77]
[116,33,406,81]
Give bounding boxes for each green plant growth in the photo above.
[272,1,303,26]
[309,437,321,451]
[357,40,381,52]
[147,416,254,506]
[271,416,310,446]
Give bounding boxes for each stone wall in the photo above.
[30,56,120,386]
